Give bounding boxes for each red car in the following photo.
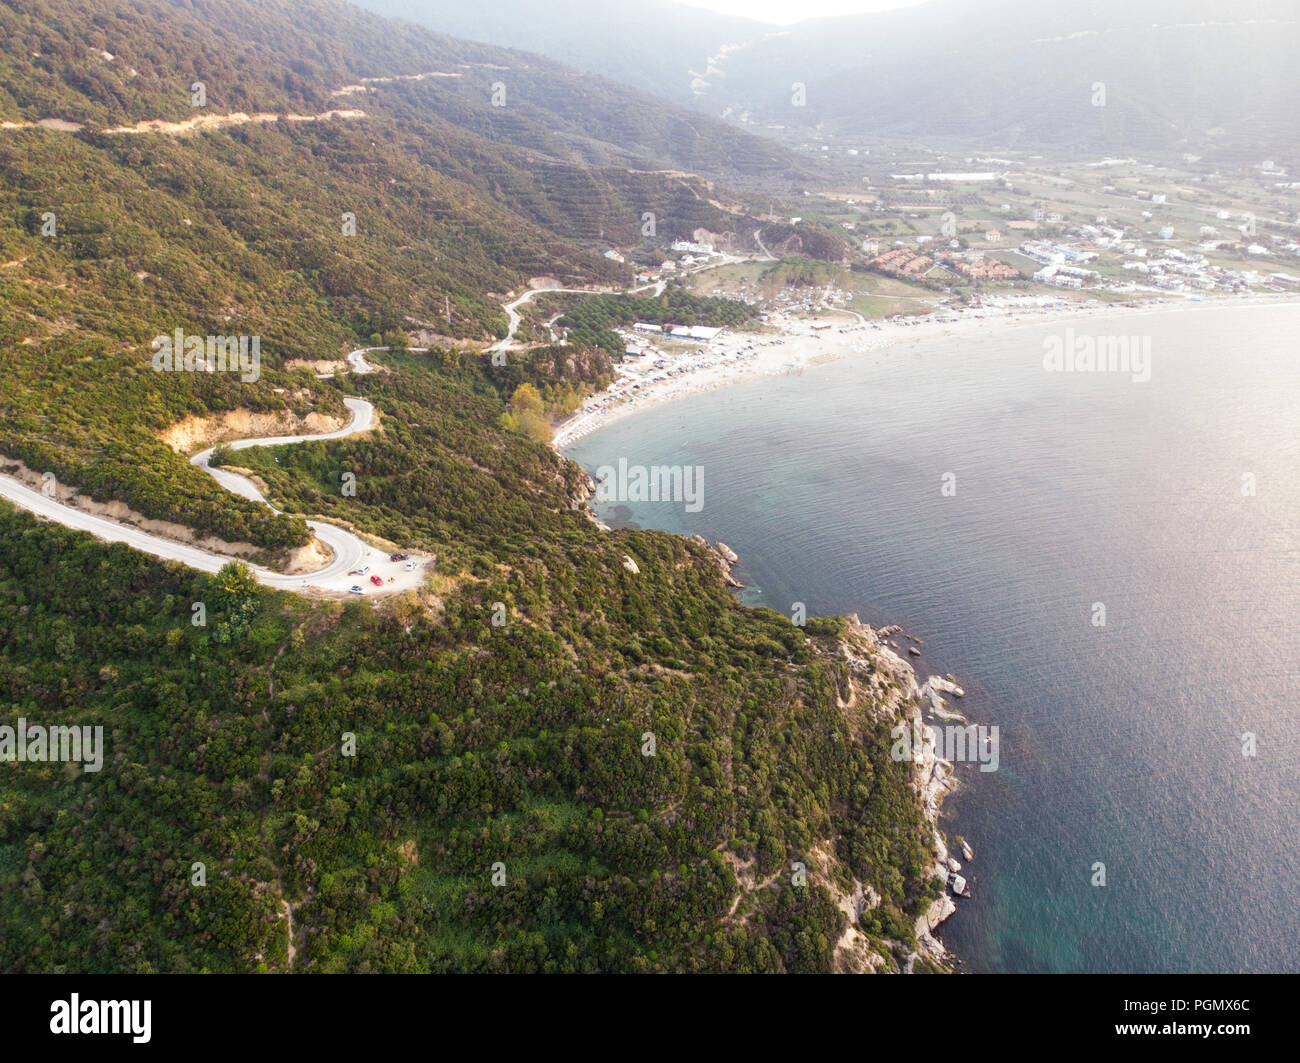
[369,575,383,586]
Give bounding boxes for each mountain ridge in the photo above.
[369,0,1300,164]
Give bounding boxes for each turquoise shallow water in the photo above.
[565,302,1300,973]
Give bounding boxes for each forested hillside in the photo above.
[1,350,943,973]
[0,0,949,974]
[0,0,806,180]
[385,0,1300,165]
[0,0,774,548]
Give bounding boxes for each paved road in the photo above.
[488,287,597,352]
[187,397,379,590]
[347,348,380,372]
[489,256,745,352]
[0,387,428,596]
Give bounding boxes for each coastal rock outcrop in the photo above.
[933,829,949,865]
[834,615,972,970]
[570,473,605,526]
[919,675,968,722]
[689,534,744,588]
[914,894,957,964]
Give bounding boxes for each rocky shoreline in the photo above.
[836,613,977,972]
[570,474,978,973]
[689,534,745,588]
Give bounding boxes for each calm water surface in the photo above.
[565,303,1300,973]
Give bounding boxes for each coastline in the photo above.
[554,292,1298,971]
[838,613,976,971]
[553,292,1300,450]
[567,477,981,970]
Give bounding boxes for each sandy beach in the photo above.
[552,292,1298,450]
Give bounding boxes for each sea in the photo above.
[563,302,1300,973]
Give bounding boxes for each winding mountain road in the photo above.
[2,253,752,592]
[489,287,599,352]
[0,355,427,596]
[489,254,742,351]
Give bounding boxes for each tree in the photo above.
[210,562,261,644]
[213,561,259,607]
[509,383,544,415]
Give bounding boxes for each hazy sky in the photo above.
[677,0,932,24]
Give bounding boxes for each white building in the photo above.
[668,325,725,341]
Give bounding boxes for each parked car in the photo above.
[349,585,364,594]
[390,552,408,562]
[404,561,415,570]
[358,565,370,575]
[370,575,383,586]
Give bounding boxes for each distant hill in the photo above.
[357,0,768,107]
[371,0,1300,165]
[0,0,804,182]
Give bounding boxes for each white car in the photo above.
[358,565,370,575]
[404,561,415,570]
[349,585,364,594]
